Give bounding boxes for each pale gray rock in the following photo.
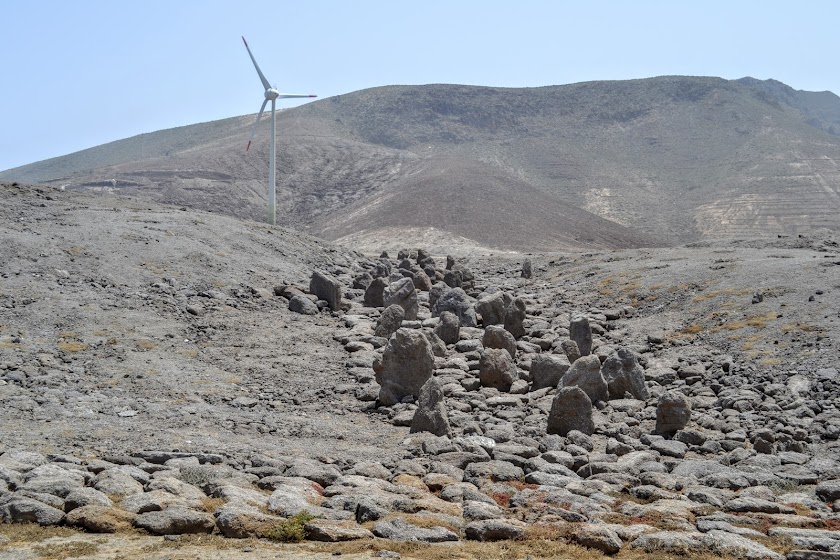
[702,530,784,560]
[65,505,135,533]
[410,378,451,437]
[530,353,571,390]
[463,500,504,521]
[476,291,507,326]
[309,270,342,312]
[433,288,477,327]
[569,315,593,356]
[560,355,608,403]
[288,294,318,315]
[375,328,435,406]
[560,339,581,363]
[0,496,65,525]
[571,523,623,554]
[134,506,215,535]
[463,460,524,486]
[482,325,517,359]
[464,518,525,541]
[214,501,281,538]
[434,311,460,345]
[503,298,527,339]
[375,304,405,339]
[655,390,692,435]
[816,480,840,502]
[384,277,419,320]
[547,386,594,436]
[64,487,113,511]
[364,277,388,307]
[305,518,374,541]
[602,347,649,400]
[479,348,518,391]
[372,517,459,542]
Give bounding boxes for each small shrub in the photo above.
[264,511,317,542]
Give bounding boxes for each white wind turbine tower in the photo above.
[242,36,316,226]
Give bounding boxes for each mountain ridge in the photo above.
[3,75,840,251]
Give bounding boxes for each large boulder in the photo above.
[375,304,405,339]
[547,386,594,436]
[309,271,342,312]
[503,298,527,339]
[482,325,517,359]
[560,355,609,403]
[530,354,571,390]
[602,347,649,400]
[569,315,593,356]
[429,282,451,309]
[363,277,388,307]
[375,328,435,406]
[434,311,460,345]
[479,349,518,392]
[134,506,215,535]
[433,288,477,327]
[655,390,692,435]
[383,277,419,320]
[410,378,451,437]
[476,291,508,326]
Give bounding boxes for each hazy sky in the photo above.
[2,0,838,171]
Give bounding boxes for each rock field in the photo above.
[1,182,840,559]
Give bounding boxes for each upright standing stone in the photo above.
[521,259,532,279]
[476,291,508,326]
[363,277,388,308]
[530,354,571,390]
[375,328,435,406]
[479,349,518,392]
[655,391,692,435]
[503,298,527,339]
[410,378,451,437]
[383,277,419,320]
[446,255,455,270]
[432,288,477,327]
[482,325,517,359]
[309,271,342,312]
[601,347,650,400]
[434,311,460,345]
[375,305,405,339]
[547,387,594,436]
[560,355,608,403]
[560,339,581,363]
[570,315,592,356]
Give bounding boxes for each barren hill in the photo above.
[3,76,840,250]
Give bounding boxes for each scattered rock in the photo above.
[547,386,594,436]
[655,390,692,435]
[375,328,435,406]
[410,378,451,437]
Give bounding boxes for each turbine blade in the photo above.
[246,98,270,152]
[277,94,318,99]
[241,36,271,91]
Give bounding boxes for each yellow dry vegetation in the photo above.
[711,312,778,332]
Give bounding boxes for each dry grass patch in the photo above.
[134,339,156,351]
[32,541,99,559]
[199,496,226,513]
[0,523,77,544]
[782,323,824,333]
[711,312,779,332]
[57,341,88,353]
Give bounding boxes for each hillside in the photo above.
[3,76,840,250]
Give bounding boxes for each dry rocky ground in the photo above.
[1,182,840,559]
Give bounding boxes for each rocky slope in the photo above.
[1,182,839,558]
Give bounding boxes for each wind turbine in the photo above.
[242,36,316,226]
